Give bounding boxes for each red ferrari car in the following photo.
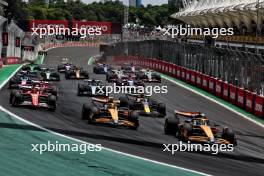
[9,87,57,111]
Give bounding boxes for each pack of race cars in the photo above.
[7,60,237,147]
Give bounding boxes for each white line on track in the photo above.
[0,106,211,176]
[0,64,26,90]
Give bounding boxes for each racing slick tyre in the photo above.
[164,117,180,135]
[119,96,129,107]
[53,73,60,81]
[155,75,161,83]
[222,128,237,146]
[77,84,84,96]
[180,123,193,141]
[129,111,139,130]
[9,90,21,106]
[106,72,113,82]
[93,67,98,74]
[11,90,22,106]
[81,71,89,79]
[49,86,58,97]
[48,95,56,111]
[82,103,99,124]
[157,103,166,117]
[65,71,71,79]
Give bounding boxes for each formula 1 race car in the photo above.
[93,63,113,74]
[115,79,145,87]
[9,87,57,111]
[40,68,60,81]
[137,70,161,83]
[57,63,75,73]
[10,80,57,97]
[65,67,89,79]
[22,64,42,72]
[121,63,141,73]
[82,97,139,129]
[119,94,166,117]
[9,72,38,89]
[77,79,106,96]
[164,111,237,145]
[106,70,137,82]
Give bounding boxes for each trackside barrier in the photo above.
[190,71,196,86]
[196,72,202,88]
[254,95,264,117]
[229,85,237,105]
[208,77,216,94]
[215,80,223,98]
[181,67,186,81]
[0,58,3,68]
[111,55,264,119]
[185,69,191,83]
[237,88,245,109]
[202,74,209,91]
[223,82,229,101]
[245,91,255,113]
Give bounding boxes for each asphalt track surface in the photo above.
[0,47,264,176]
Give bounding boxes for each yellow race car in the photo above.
[82,97,139,130]
[164,111,237,145]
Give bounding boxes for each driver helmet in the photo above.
[108,97,114,103]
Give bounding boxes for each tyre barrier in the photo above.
[112,55,264,119]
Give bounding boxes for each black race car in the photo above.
[57,63,75,73]
[65,67,89,79]
[77,79,106,96]
[93,63,112,74]
[137,70,161,83]
[119,94,166,117]
[40,68,60,81]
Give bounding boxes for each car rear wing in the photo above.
[126,93,151,98]
[92,97,120,104]
[174,110,202,118]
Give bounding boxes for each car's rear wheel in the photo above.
[164,117,180,135]
[48,95,56,111]
[11,91,22,106]
[157,103,166,117]
[119,96,129,107]
[129,111,139,130]
[222,128,237,145]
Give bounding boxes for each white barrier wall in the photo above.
[7,21,24,58]
[0,16,6,58]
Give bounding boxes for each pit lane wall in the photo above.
[112,55,264,119]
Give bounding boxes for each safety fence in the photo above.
[189,35,264,45]
[112,55,264,119]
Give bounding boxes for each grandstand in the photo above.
[171,0,264,47]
